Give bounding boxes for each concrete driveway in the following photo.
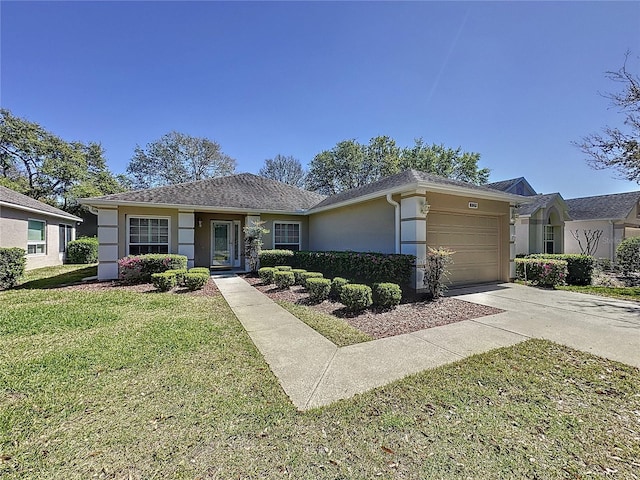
[452,283,640,369]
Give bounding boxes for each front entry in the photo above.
[211,220,241,268]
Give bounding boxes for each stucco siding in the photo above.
[308,198,395,253]
[117,207,179,259]
[260,214,310,251]
[0,205,74,270]
[564,220,619,260]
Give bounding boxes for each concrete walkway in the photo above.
[213,275,640,411]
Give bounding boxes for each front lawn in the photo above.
[1,272,639,478]
[558,284,640,302]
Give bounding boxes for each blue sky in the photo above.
[1,1,639,198]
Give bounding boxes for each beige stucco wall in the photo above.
[308,198,395,253]
[425,192,511,283]
[117,206,179,259]
[0,205,75,270]
[193,212,245,268]
[564,219,632,261]
[259,214,310,251]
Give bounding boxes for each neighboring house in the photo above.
[487,178,570,256]
[564,191,640,261]
[0,186,82,270]
[80,170,526,291]
[486,177,538,197]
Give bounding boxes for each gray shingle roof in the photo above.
[565,191,640,220]
[310,169,521,210]
[87,173,326,212]
[516,193,563,216]
[0,186,82,221]
[486,177,537,196]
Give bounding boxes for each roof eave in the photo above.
[0,201,83,222]
[78,198,309,216]
[307,181,531,214]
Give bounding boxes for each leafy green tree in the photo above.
[306,136,488,194]
[574,53,640,182]
[0,109,127,214]
[258,154,307,188]
[126,131,236,189]
[399,139,490,185]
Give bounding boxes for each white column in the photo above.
[509,206,517,279]
[178,211,195,268]
[400,190,428,292]
[97,208,119,280]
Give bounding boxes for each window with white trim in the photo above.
[128,217,169,255]
[273,222,301,251]
[544,225,555,254]
[27,219,46,255]
[59,224,74,253]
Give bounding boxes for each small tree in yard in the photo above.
[571,229,604,256]
[423,247,455,299]
[244,221,269,273]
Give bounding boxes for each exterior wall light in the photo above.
[198,218,203,228]
[420,200,431,215]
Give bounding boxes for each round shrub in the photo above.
[616,236,640,275]
[0,247,26,290]
[330,277,349,300]
[275,265,292,271]
[184,272,209,291]
[65,236,98,264]
[372,282,402,309]
[292,269,307,285]
[166,268,187,286]
[340,284,373,312]
[151,271,177,292]
[258,267,277,284]
[306,278,331,303]
[189,267,211,275]
[274,270,295,289]
[300,271,323,288]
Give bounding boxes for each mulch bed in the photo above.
[57,279,220,296]
[242,275,503,339]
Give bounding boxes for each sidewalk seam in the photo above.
[303,349,338,411]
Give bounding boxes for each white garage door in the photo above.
[427,212,500,285]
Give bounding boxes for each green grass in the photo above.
[276,300,373,346]
[1,272,639,478]
[18,264,98,289]
[558,284,640,302]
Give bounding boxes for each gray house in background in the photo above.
[486,178,570,255]
[564,191,640,261]
[0,186,82,270]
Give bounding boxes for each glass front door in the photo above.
[212,221,232,266]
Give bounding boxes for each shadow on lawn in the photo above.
[17,266,98,290]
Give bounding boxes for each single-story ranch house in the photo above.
[80,170,527,291]
[564,191,640,261]
[0,185,82,270]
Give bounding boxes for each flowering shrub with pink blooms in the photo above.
[515,258,567,288]
[118,254,188,284]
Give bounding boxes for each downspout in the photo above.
[386,194,400,254]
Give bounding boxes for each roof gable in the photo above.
[86,173,326,212]
[0,186,82,221]
[486,177,537,196]
[565,191,640,220]
[516,193,568,218]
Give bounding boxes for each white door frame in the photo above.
[211,220,242,267]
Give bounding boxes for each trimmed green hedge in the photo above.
[65,236,98,264]
[372,282,402,309]
[0,247,26,290]
[300,271,323,288]
[340,284,373,312]
[616,237,640,274]
[117,254,188,284]
[292,269,307,285]
[274,270,295,289]
[306,278,331,303]
[184,272,209,291]
[515,258,567,288]
[259,250,415,286]
[258,267,277,284]
[151,271,177,292]
[330,277,349,300]
[527,254,593,286]
[259,250,295,267]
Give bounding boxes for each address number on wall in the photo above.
[468,202,479,209]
